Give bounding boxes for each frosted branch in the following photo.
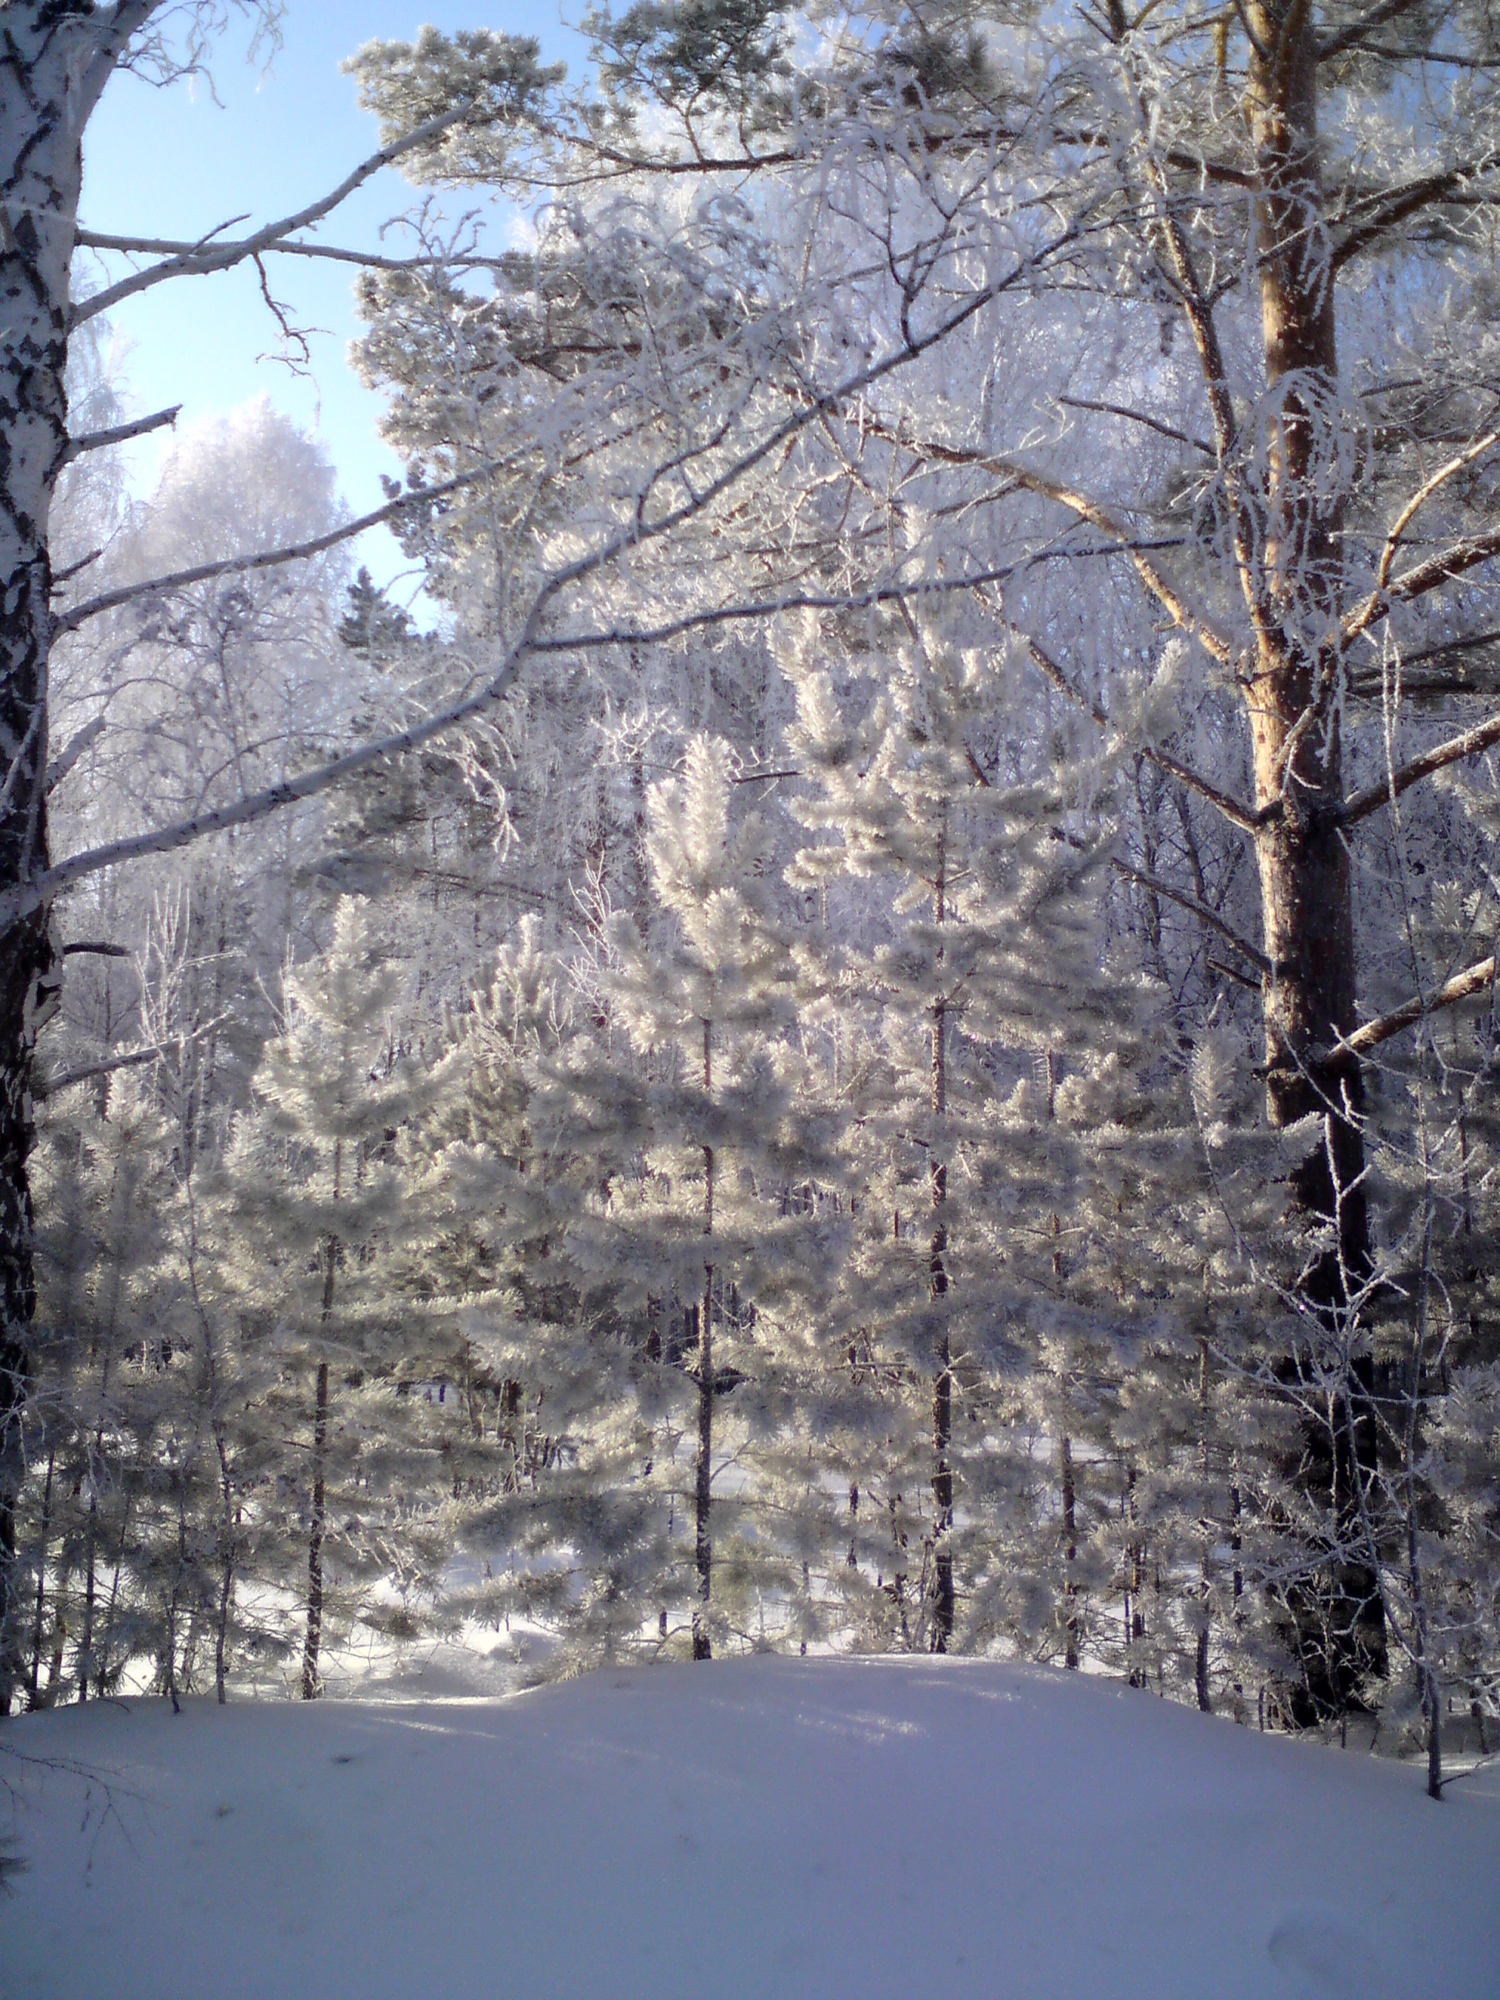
[1345,955,1499,1055]
[1338,711,1500,825]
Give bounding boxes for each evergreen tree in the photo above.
[222,899,438,1696]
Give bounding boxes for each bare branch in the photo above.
[44,1045,165,1094]
[1375,624,1500,674]
[558,120,1257,189]
[1208,955,1262,991]
[1341,523,1500,649]
[70,104,484,327]
[1331,156,1500,270]
[4,220,1075,930]
[1339,711,1500,825]
[863,420,1235,664]
[1016,627,1262,833]
[80,2,165,121]
[13,644,531,928]
[61,943,128,959]
[76,228,498,277]
[1057,394,1215,457]
[61,405,181,465]
[45,716,106,794]
[1114,861,1271,973]
[1317,0,1430,61]
[1345,955,1499,1055]
[1376,432,1499,591]
[529,545,1190,654]
[54,460,502,634]
[51,549,103,588]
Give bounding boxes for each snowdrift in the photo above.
[1,1658,1496,1999]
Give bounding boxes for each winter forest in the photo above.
[4,0,1500,1812]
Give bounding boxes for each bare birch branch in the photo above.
[76,229,496,276]
[4,222,1074,929]
[61,405,181,464]
[45,716,106,793]
[70,104,484,327]
[53,460,502,634]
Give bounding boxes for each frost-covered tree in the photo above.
[221,899,434,1696]
[540,734,840,1659]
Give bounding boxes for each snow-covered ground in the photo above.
[2,1658,1496,2000]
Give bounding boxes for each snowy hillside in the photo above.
[2,1659,1497,2000]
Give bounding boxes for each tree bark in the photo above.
[25,1446,54,1710]
[1239,0,1387,1716]
[302,1215,337,1701]
[928,819,954,1654]
[1061,1434,1079,1671]
[693,1285,713,1661]
[301,1354,330,1700]
[1196,1342,1212,1714]
[0,2,147,1715]
[693,1018,713,1662]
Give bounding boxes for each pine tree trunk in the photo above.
[213,1432,234,1706]
[96,1491,131,1701]
[1240,1,1386,1716]
[301,1355,330,1700]
[1061,1435,1079,1670]
[693,1019,713,1662]
[693,1283,713,1661]
[1196,1341,1213,1713]
[928,820,955,1653]
[0,6,126,1716]
[1126,1463,1145,1687]
[78,1489,97,1704]
[499,1378,522,1490]
[26,1446,54,1710]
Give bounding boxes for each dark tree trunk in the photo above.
[930,1325,954,1653]
[78,1487,97,1704]
[301,1355,330,1700]
[693,1284,712,1661]
[1061,1435,1079,1670]
[213,1430,234,1705]
[928,820,954,1654]
[1241,0,1386,1717]
[692,1018,713,1661]
[1196,1342,1212,1713]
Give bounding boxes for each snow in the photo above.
[2,1658,1496,2000]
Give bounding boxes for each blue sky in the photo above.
[81,5,583,602]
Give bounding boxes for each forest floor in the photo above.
[1,1656,1497,1999]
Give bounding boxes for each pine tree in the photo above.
[222,899,436,1696]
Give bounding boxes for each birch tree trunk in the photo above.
[0,1,150,1714]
